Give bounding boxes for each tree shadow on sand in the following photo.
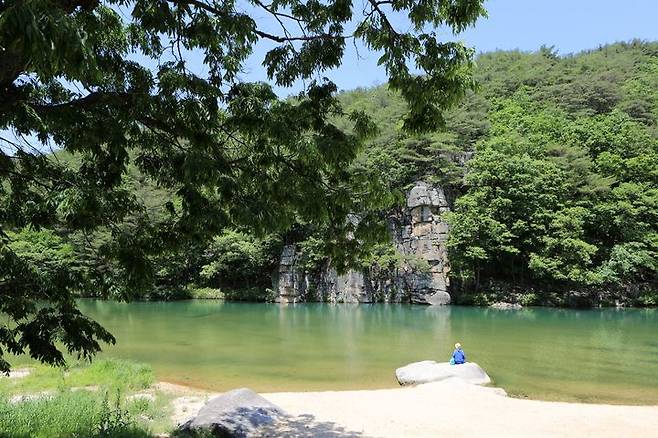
[174,408,368,438]
[257,413,367,437]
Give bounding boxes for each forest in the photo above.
[8,41,658,307]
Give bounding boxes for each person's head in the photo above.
[455,342,462,350]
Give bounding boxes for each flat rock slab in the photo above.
[490,302,522,310]
[2,368,32,379]
[396,361,491,386]
[180,387,287,437]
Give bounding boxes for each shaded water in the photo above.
[74,300,658,404]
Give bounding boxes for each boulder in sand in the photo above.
[180,387,287,437]
[396,361,491,386]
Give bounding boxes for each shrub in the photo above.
[636,291,658,307]
[519,292,539,306]
[187,287,224,299]
[0,390,151,438]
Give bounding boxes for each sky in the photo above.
[237,0,658,94]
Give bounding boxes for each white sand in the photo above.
[261,379,658,438]
[167,379,658,437]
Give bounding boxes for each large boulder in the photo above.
[180,388,287,437]
[421,290,451,306]
[395,361,491,386]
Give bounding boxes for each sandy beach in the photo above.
[170,379,658,437]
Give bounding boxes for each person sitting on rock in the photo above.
[451,342,466,365]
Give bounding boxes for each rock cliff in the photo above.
[274,181,451,304]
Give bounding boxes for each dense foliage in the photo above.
[448,43,658,305]
[342,41,658,305]
[26,40,656,308]
[6,41,658,312]
[0,0,486,371]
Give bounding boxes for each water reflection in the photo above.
[43,300,658,404]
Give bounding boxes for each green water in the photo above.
[73,300,658,404]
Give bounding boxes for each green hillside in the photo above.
[344,41,658,305]
[11,41,658,305]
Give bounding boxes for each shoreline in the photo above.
[77,296,658,309]
[157,377,658,407]
[166,379,658,437]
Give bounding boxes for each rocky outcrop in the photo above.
[275,250,373,304]
[490,302,523,310]
[275,245,302,304]
[395,361,491,386]
[396,182,451,304]
[274,181,452,305]
[329,270,373,303]
[180,388,287,437]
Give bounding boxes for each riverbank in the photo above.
[0,360,174,438]
[5,362,658,437]
[74,301,658,404]
[171,379,658,437]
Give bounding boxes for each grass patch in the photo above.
[0,359,153,396]
[145,285,275,301]
[126,391,177,435]
[0,359,174,438]
[221,287,276,302]
[0,390,152,438]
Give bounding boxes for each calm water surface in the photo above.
[74,300,658,404]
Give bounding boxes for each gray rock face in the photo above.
[407,181,448,208]
[396,182,451,305]
[181,388,286,437]
[333,270,372,303]
[275,244,374,304]
[274,181,452,305]
[395,361,491,386]
[275,244,302,304]
[424,291,451,305]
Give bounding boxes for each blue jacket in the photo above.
[452,349,466,364]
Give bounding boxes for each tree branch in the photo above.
[165,0,346,43]
[367,0,400,37]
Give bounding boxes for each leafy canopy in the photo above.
[0,0,485,371]
[446,55,658,297]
